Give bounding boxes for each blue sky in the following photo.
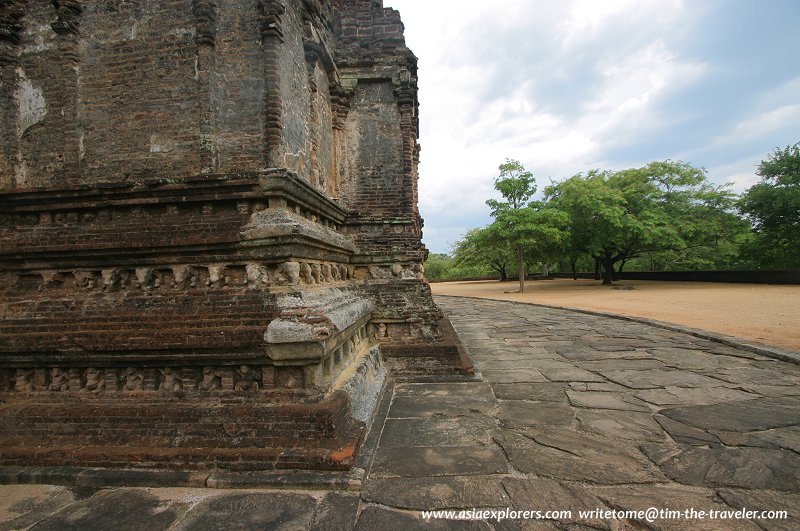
[383,0,800,254]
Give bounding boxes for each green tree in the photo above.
[487,159,536,292]
[423,253,455,280]
[545,170,625,282]
[602,161,704,278]
[739,143,800,269]
[547,161,740,284]
[486,159,568,292]
[453,225,514,281]
[630,187,751,271]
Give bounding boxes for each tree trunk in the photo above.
[540,263,548,277]
[517,244,525,293]
[613,262,625,281]
[500,267,507,282]
[571,259,577,280]
[602,252,614,285]
[594,258,602,281]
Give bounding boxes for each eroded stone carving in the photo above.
[245,263,268,285]
[234,365,261,391]
[283,261,300,284]
[0,364,279,393]
[48,368,69,391]
[123,367,144,391]
[372,323,387,340]
[171,265,195,288]
[135,268,155,290]
[207,264,226,286]
[101,269,121,290]
[415,324,436,341]
[299,262,314,284]
[368,265,390,279]
[200,367,220,390]
[40,271,63,289]
[15,369,34,392]
[160,367,182,392]
[311,263,322,283]
[412,263,424,280]
[12,260,362,293]
[276,367,302,389]
[84,368,105,393]
[73,270,96,288]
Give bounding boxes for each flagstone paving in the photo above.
[1,296,799,530]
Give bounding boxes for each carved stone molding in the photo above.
[329,82,351,130]
[0,364,276,393]
[4,259,354,294]
[258,0,285,42]
[0,172,356,272]
[50,0,81,36]
[0,0,26,65]
[192,0,217,46]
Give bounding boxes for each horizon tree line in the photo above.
[425,142,800,288]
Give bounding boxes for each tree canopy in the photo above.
[453,226,514,281]
[543,161,739,284]
[486,160,568,292]
[739,143,800,269]
[425,146,798,284]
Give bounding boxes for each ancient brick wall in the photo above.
[331,0,442,347]
[1,0,297,188]
[0,391,362,470]
[0,0,470,474]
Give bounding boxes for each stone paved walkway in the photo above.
[2,296,799,530]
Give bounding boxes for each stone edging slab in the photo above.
[435,295,800,366]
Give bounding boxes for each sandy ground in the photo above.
[431,278,800,352]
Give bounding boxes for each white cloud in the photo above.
[557,0,687,50]
[723,104,800,144]
[384,0,799,252]
[759,76,800,108]
[706,157,761,193]
[559,0,648,46]
[579,42,707,141]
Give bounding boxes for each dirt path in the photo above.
[430,278,800,351]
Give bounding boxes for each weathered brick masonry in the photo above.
[0,0,471,471]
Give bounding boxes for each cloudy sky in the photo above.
[382,0,800,254]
